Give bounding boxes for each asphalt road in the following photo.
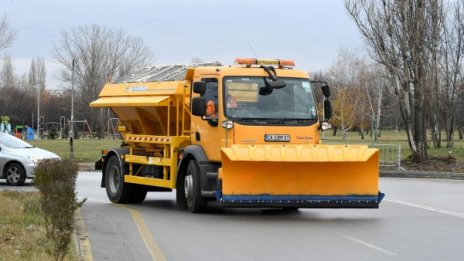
[73,173,464,261]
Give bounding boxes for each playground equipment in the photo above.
[105,117,120,139]
[69,119,93,139]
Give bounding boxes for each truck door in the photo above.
[191,78,223,162]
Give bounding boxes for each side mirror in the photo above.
[323,100,332,120]
[269,79,286,89]
[321,84,331,98]
[193,82,206,95]
[259,86,273,95]
[192,97,206,116]
[259,79,287,95]
[321,122,332,130]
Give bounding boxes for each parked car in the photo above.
[0,132,60,186]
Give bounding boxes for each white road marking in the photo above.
[346,236,398,256]
[385,199,464,219]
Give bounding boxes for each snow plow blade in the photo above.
[218,144,383,208]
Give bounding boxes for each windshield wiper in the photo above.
[238,118,286,125]
[236,118,313,125]
[279,119,314,125]
[239,118,270,124]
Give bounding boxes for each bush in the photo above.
[61,125,69,139]
[95,126,105,139]
[48,125,58,140]
[34,159,85,261]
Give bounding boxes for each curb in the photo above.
[380,170,464,180]
[74,208,93,261]
[78,163,95,171]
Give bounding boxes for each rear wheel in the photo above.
[105,155,134,203]
[5,162,26,186]
[184,160,207,213]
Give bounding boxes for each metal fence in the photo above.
[370,143,402,170]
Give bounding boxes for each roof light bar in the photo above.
[234,58,295,67]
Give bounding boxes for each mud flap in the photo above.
[218,144,383,208]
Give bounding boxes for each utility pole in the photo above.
[70,59,75,159]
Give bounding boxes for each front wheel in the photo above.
[184,160,208,213]
[130,185,147,204]
[105,155,134,203]
[5,162,26,186]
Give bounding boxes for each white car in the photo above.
[0,132,60,186]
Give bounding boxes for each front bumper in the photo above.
[25,162,35,178]
[219,193,385,208]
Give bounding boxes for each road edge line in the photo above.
[122,206,168,261]
[75,207,94,261]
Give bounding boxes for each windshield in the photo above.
[224,77,316,124]
[0,133,33,148]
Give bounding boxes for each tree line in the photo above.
[343,0,464,162]
[0,21,153,136]
[1,1,464,163]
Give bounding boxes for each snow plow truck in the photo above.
[90,58,384,213]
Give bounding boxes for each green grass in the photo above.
[29,139,121,163]
[321,129,464,162]
[0,191,76,261]
[26,130,464,163]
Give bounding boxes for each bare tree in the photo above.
[28,57,46,94]
[457,84,464,139]
[436,1,464,148]
[0,56,39,127]
[0,56,15,89]
[54,24,153,130]
[0,56,16,117]
[427,0,443,149]
[326,49,363,136]
[345,0,439,162]
[0,15,15,51]
[191,56,204,64]
[359,63,388,140]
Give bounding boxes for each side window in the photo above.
[202,78,218,119]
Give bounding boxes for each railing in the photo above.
[370,143,402,170]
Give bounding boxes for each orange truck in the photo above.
[90,58,383,212]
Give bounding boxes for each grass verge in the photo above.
[29,139,121,163]
[322,130,464,162]
[0,191,77,261]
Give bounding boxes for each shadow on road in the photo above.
[0,180,37,191]
[136,197,383,224]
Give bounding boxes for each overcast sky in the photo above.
[2,0,366,89]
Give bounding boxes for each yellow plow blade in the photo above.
[218,144,383,208]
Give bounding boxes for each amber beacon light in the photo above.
[234,58,295,67]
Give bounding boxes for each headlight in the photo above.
[27,155,41,165]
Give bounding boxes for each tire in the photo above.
[184,160,207,213]
[5,162,26,186]
[130,185,148,204]
[105,155,134,203]
[176,183,187,207]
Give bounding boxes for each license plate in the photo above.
[264,134,290,142]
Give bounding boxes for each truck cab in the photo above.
[189,59,323,162]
